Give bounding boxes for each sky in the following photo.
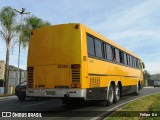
[0,0,160,74]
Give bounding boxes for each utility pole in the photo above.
[14,8,30,84]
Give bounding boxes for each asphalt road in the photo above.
[0,87,160,120]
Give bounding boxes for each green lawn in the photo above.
[106,93,160,120]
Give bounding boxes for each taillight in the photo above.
[71,83,81,88]
[27,66,34,70]
[71,64,80,69]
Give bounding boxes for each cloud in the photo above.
[87,0,160,74]
[0,0,160,74]
[146,62,160,74]
[92,0,160,33]
[108,30,160,41]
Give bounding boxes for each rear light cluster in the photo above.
[71,83,81,88]
[71,64,80,69]
[71,64,81,88]
[27,66,34,88]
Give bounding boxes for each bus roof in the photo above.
[32,23,141,59]
[80,23,141,59]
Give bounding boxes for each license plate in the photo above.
[45,91,55,95]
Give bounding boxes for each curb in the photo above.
[90,92,160,120]
[104,92,160,119]
[0,95,17,100]
[144,86,154,88]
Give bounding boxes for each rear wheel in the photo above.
[102,84,114,106]
[105,84,114,106]
[134,82,140,95]
[114,85,120,103]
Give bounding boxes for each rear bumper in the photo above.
[26,88,87,99]
[26,87,108,100]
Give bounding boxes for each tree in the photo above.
[143,70,150,86]
[14,16,51,49]
[0,6,17,94]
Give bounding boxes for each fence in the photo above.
[9,70,26,87]
[0,87,4,95]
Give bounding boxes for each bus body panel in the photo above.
[26,23,144,100]
[27,24,81,90]
[34,65,70,88]
[81,24,143,92]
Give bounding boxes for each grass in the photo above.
[106,93,160,120]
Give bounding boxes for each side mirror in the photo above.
[142,62,145,69]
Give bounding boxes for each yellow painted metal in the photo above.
[27,23,144,89]
[80,24,143,88]
[28,24,81,88]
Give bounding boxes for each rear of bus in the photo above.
[26,24,86,99]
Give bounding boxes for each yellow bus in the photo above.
[26,23,145,105]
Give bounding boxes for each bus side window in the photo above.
[124,52,127,65]
[106,43,113,61]
[120,50,124,64]
[135,58,138,68]
[130,56,133,67]
[137,60,140,68]
[142,62,145,69]
[115,48,120,63]
[134,57,136,68]
[136,59,139,68]
[132,57,135,67]
[127,54,130,66]
[95,39,103,58]
[87,35,95,56]
[112,47,116,61]
[102,42,106,59]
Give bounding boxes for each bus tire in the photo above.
[107,84,114,106]
[114,85,120,103]
[134,82,140,95]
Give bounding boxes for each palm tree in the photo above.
[0,6,17,94]
[13,16,51,83]
[15,16,51,49]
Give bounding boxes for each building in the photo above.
[0,60,5,94]
[0,60,5,80]
[0,63,27,86]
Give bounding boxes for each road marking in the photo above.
[22,102,46,107]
